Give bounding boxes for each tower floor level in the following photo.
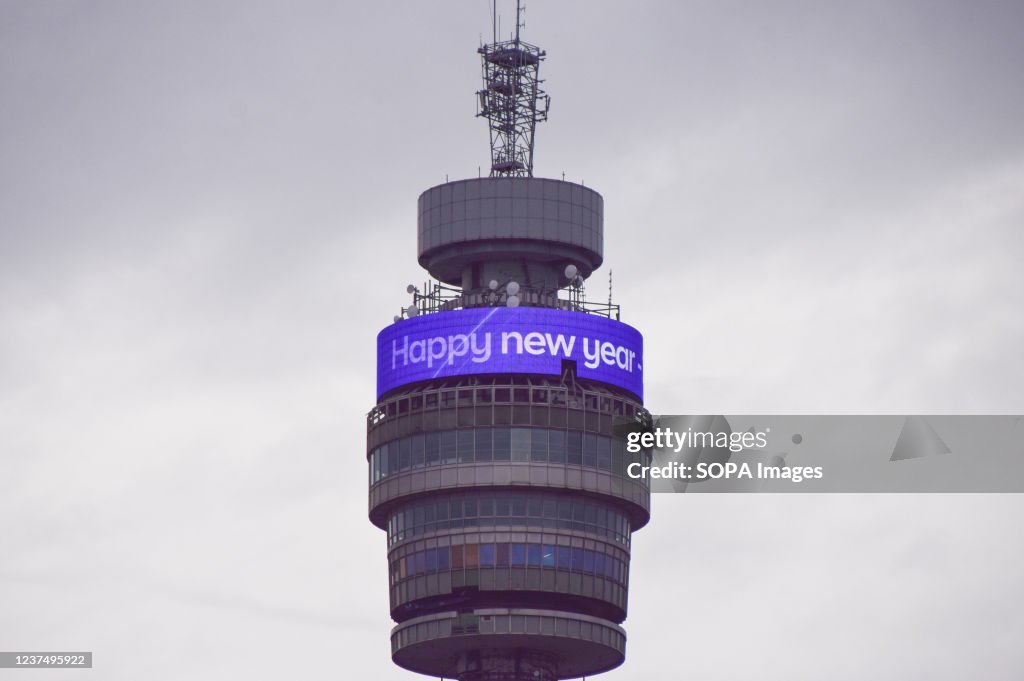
[368,176,651,680]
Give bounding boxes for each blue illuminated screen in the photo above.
[377,307,643,399]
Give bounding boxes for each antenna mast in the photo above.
[476,1,550,176]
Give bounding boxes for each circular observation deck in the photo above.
[417,178,603,288]
[391,608,626,679]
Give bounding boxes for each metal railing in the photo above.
[399,280,620,320]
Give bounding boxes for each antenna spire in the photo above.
[476,1,549,177]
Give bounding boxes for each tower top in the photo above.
[476,1,550,177]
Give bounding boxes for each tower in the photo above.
[367,5,650,679]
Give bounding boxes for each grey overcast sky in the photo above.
[2,1,1023,679]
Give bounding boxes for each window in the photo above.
[611,439,624,473]
[571,547,585,571]
[475,428,493,461]
[425,432,440,465]
[528,544,542,567]
[511,543,526,566]
[440,431,457,464]
[549,430,566,463]
[511,496,526,517]
[464,544,479,568]
[479,497,494,517]
[493,428,511,461]
[511,428,531,461]
[386,493,631,547]
[531,428,548,462]
[493,404,511,425]
[582,433,596,467]
[495,497,510,517]
[457,430,474,463]
[375,427,630,478]
[411,436,424,468]
[597,436,611,470]
[386,444,397,475]
[567,431,583,465]
[476,404,493,426]
[527,497,542,518]
[479,544,495,566]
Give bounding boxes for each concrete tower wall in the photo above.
[418,178,603,288]
[367,376,647,679]
[370,168,649,679]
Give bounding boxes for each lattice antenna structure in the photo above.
[476,1,550,176]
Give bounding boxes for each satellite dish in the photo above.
[564,264,578,279]
[572,276,582,289]
[406,305,419,317]
[393,315,401,323]
[406,284,417,294]
[488,279,499,291]
[506,281,520,296]
[506,295,520,307]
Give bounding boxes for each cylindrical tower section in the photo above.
[370,178,648,681]
[418,178,603,293]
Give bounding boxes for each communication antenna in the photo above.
[476,0,550,176]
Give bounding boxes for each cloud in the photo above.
[1,1,1022,679]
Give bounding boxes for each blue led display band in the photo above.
[377,307,644,399]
